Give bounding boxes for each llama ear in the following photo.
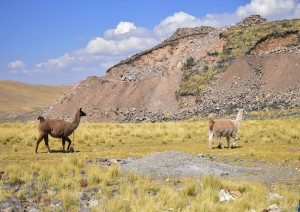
[80,108,82,111]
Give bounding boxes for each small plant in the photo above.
[203,65,209,71]
[182,181,198,196]
[182,57,195,70]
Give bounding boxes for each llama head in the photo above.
[79,108,86,117]
[236,109,246,120]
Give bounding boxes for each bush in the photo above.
[183,57,195,70]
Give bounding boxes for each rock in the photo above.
[89,200,99,207]
[3,182,11,189]
[1,197,13,209]
[80,204,89,212]
[28,207,40,212]
[146,190,157,196]
[79,192,90,201]
[219,189,234,202]
[267,192,285,201]
[125,157,136,163]
[266,204,282,212]
[53,199,62,208]
[219,189,241,202]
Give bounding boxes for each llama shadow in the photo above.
[39,150,81,154]
[231,145,243,149]
[212,145,243,150]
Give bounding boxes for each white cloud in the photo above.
[86,36,158,55]
[8,60,26,69]
[236,0,299,19]
[114,22,137,35]
[35,53,76,73]
[154,12,203,39]
[85,21,159,55]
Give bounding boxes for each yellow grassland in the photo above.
[0,119,299,211]
[0,80,70,113]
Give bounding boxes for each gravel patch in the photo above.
[120,150,299,182]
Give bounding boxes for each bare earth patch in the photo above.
[121,150,300,184]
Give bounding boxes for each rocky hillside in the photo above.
[44,15,300,122]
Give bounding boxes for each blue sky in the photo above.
[0,0,299,85]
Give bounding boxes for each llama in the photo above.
[35,108,86,153]
[208,109,245,150]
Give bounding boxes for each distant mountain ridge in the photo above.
[0,80,71,121]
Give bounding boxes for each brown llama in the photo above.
[35,108,86,153]
[208,109,245,150]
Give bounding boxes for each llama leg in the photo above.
[232,135,238,148]
[62,138,66,152]
[208,130,214,150]
[44,134,51,153]
[226,136,231,148]
[65,137,72,151]
[217,136,223,148]
[35,134,44,153]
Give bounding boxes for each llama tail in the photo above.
[208,120,215,150]
[38,116,45,122]
[209,120,215,131]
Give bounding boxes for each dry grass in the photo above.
[221,19,300,60]
[0,80,70,119]
[0,118,299,211]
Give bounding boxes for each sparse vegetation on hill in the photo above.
[220,19,300,60]
[175,18,300,115]
[177,67,219,102]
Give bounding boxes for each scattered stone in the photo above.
[98,158,112,166]
[267,192,285,201]
[265,204,282,212]
[89,199,99,207]
[219,189,235,202]
[3,182,12,189]
[124,157,136,164]
[146,190,157,196]
[28,206,40,212]
[53,200,62,208]
[80,204,89,212]
[79,192,90,201]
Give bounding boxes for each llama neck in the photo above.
[236,110,243,121]
[71,111,81,130]
[235,110,243,129]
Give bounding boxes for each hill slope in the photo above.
[44,16,300,122]
[0,80,71,120]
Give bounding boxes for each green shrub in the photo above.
[182,57,195,70]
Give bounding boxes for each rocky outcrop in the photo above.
[235,15,266,27]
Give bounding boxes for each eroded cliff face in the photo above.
[44,17,300,122]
